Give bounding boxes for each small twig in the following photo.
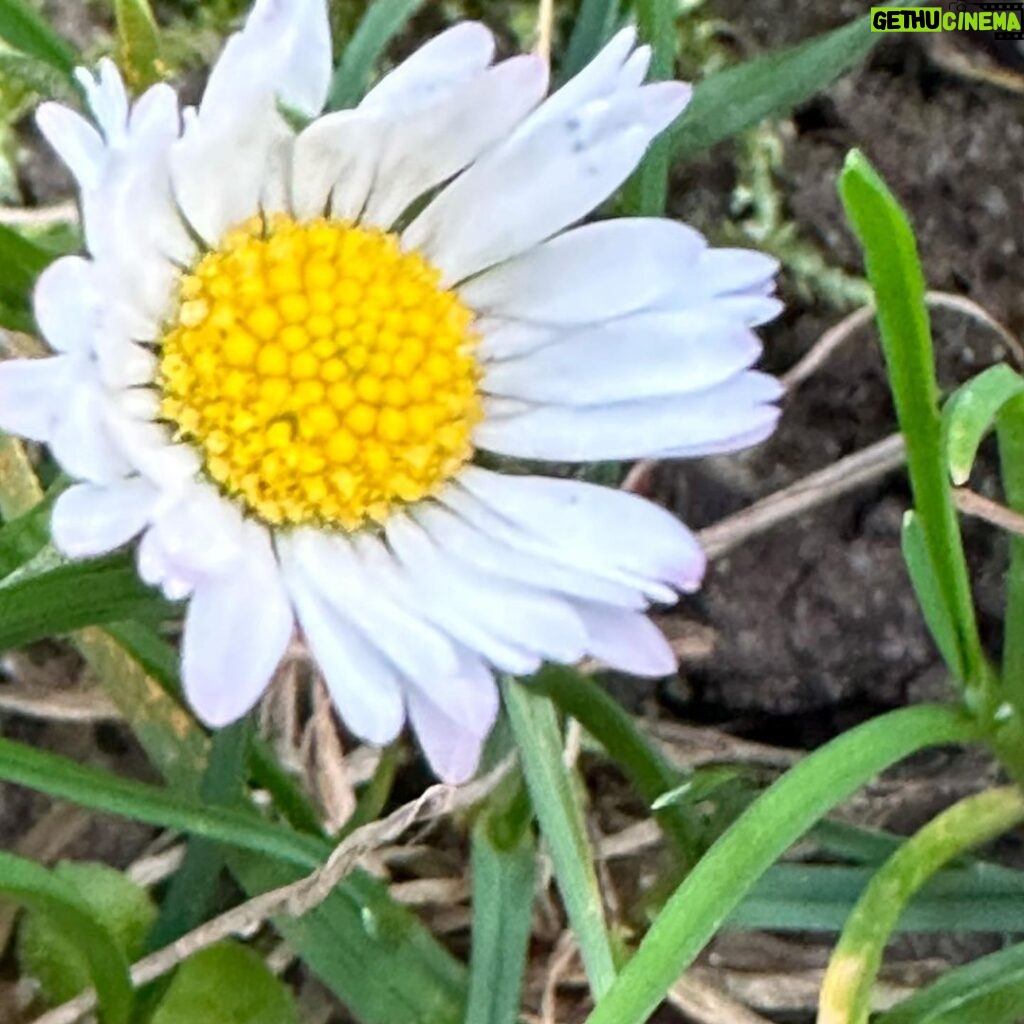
[0,685,119,723]
[782,305,876,393]
[698,433,907,560]
[954,487,1024,538]
[669,973,775,1024]
[0,201,77,228]
[29,759,513,1024]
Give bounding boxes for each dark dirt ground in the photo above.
[2,2,1024,1022]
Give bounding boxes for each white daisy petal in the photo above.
[407,686,488,784]
[650,415,782,459]
[413,501,646,609]
[477,371,782,461]
[539,26,637,119]
[35,103,105,191]
[50,384,132,484]
[360,22,496,114]
[456,467,706,596]
[362,54,549,229]
[201,0,331,122]
[33,256,101,356]
[76,58,129,144]
[183,529,293,728]
[576,602,678,677]
[285,561,405,745]
[405,40,691,282]
[147,484,248,579]
[463,219,706,327]
[0,356,74,441]
[283,529,458,682]
[483,312,762,405]
[386,515,586,672]
[51,478,159,558]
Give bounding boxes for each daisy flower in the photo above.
[0,0,782,782]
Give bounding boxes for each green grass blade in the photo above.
[819,787,1024,1024]
[670,13,877,161]
[0,223,56,330]
[0,553,176,648]
[901,511,966,681]
[465,814,536,1024]
[146,717,254,951]
[943,364,1024,486]
[504,679,617,998]
[584,704,978,1024]
[561,0,619,80]
[0,488,58,580]
[0,734,325,869]
[997,397,1024,723]
[533,666,698,865]
[878,941,1024,1024]
[326,0,427,110]
[622,0,675,215]
[0,852,133,1024]
[731,861,1024,932]
[0,0,76,73]
[839,149,984,690]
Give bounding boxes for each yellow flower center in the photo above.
[157,215,482,529]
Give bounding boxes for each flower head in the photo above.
[0,1,782,782]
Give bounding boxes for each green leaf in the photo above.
[878,942,1024,1024]
[997,396,1024,731]
[0,50,77,102]
[943,364,1024,486]
[465,814,536,1024]
[0,223,55,330]
[622,0,675,215]
[0,0,76,73]
[326,0,427,110]
[584,704,979,1024]
[0,489,57,580]
[0,553,175,650]
[152,942,298,1024]
[533,666,698,865]
[0,733,326,869]
[503,679,617,998]
[561,0,619,80]
[731,860,1024,932]
[0,852,133,1024]
[19,862,155,1007]
[839,149,984,690]
[819,787,1024,1024]
[670,13,878,161]
[901,511,965,681]
[114,0,162,91]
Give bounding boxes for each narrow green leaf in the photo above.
[152,942,298,1024]
[998,396,1024,729]
[819,787,1024,1024]
[0,852,133,1024]
[326,0,427,110]
[0,223,55,329]
[465,815,536,1024]
[943,364,1024,485]
[0,554,175,650]
[731,860,1024,932]
[533,666,699,865]
[504,679,617,998]
[839,149,984,690]
[622,0,674,215]
[561,0,619,80]
[878,942,1024,1024]
[584,704,979,1024]
[0,489,57,580]
[0,0,76,73]
[0,734,326,869]
[670,13,877,161]
[146,718,254,951]
[114,0,162,91]
[901,511,966,681]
